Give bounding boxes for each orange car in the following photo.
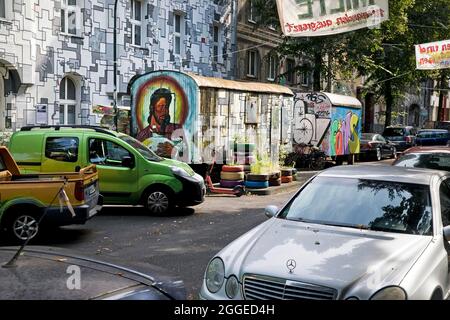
[0,147,101,242]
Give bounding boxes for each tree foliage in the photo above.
[252,0,450,127]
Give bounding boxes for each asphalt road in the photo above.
[27,191,296,299]
[2,159,392,300]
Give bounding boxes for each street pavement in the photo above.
[1,159,391,300]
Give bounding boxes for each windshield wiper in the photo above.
[321,222,370,230]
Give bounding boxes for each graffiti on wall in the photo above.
[293,93,332,148]
[330,108,362,157]
[130,72,198,161]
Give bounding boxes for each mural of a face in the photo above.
[153,97,169,126]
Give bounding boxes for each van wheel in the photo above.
[144,188,174,215]
[5,210,41,243]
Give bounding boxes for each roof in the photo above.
[418,129,449,132]
[318,165,448,185]
[186,73,294,96]
[321,92,362,108]
[19,126,119,137]
[402,146,450,154]
[0,246,186,300]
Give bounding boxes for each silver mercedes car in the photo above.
[200,166,450,300]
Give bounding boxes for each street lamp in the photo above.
[113,0,119,131]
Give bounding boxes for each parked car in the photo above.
[392,146,450,171]
[382,126,417,151]
[0,246,186,300]
[415,129,450,146]
[8,126,206,215]
[359,133,397,161]
[0,146,101,243]
[200,165,450,300]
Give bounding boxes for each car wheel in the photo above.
[144,188,174,215]
[376,148,382,161]
[6,212,41,243]
[391,147,397,159]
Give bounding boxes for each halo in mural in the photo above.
[135,75,189,133]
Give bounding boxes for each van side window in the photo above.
[440,180,450,227]
[45,137,79,162]
[89,139,132,167]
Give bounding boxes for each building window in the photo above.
[131,0,142,46]
[174,13,184,55]
[267,56,277,81]
[213,25,220,63]
[61,0,81,35]
[0,0,5,19]
[248,0,256,23]
[247,50,258,78]
[59,77,77,125]
[5,103,11,129]
[300,69,309,86]
[286,59,296,84]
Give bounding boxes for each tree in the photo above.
[252,0,450,127]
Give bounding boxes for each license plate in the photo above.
[87,185,96,196]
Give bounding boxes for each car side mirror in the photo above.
[444,226,450,242]
[265,205,279,218]
[121,156,134,168]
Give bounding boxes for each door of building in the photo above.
[0,77,5,131]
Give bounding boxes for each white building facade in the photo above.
[0,0,236,132]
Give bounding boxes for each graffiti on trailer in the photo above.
[329,108,361,157]
[303,92,332,118]
[293,93,332,148]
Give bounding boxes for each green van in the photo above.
[9,126,206,215]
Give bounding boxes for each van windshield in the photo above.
[119,135,163,162]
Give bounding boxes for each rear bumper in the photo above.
[175,174,206,207]
[43,195,103,226]
[390,142,413,151]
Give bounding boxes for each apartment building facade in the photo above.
[0,0,236,131]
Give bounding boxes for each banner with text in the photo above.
[276,0,389,37]
[415,40,450,70]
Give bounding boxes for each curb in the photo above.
[246,171,319,196]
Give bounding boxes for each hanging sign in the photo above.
[415,39,450,70]
[276,0,389,37]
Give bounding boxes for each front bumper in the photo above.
[175,174,206,207]
[43,195,103,226]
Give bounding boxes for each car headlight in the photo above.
[225,275,239,299]
[170,166,190,178]
[370,286,407,300]
[205,258,225,293]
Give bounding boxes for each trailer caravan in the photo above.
[128,71,294,170]
[293,92,362,164]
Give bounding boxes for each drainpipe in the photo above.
[113,0,119,131]
[231,0,238,80]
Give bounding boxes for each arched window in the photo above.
[59,77,77,125]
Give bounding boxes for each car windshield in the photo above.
[278,177,432,236]
[394,153,450,171]
[119,135,163,162]
[383,128,404,137]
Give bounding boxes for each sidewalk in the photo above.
[245,171,319,196]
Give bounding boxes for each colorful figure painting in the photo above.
[130,71,199,161]
[329,108,362,157]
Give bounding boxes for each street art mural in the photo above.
[330,108,362,156]
[294,92,362,157]
[294,93,332,148]
[130,71,199,160]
